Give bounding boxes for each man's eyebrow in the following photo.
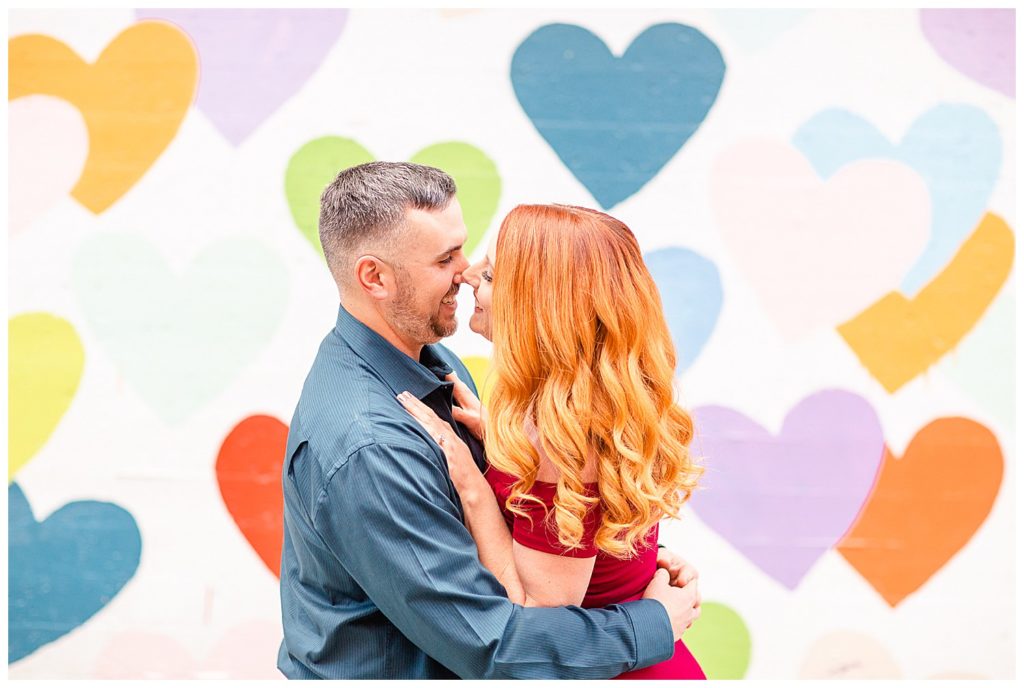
[433,244,463,260]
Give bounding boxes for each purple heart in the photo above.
[921,9,1015,97]
[135,9,349,144]
[690,390,884,589]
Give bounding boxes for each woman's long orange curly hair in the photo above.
[484,204,703,558]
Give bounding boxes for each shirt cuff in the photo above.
[622,598,675,670]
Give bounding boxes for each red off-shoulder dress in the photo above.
[484,467,706,680]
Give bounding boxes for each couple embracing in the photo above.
[278,161,706,680]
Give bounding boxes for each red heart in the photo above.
[216,415,288,578]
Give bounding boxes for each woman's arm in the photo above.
[398,392,595,607]
[458,474,595,607]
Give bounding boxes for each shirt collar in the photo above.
[334,304,454,400]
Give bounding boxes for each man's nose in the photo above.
[453,257,471,284]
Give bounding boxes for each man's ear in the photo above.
[353,255,393,300]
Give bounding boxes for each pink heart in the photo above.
[921,9,1015,98]
[8,95,88,234]
[712,140,930,339]
[93,621,284,679]
[134,9,348,145]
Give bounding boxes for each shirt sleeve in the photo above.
[312,441,673,679]
[511,481,600,558]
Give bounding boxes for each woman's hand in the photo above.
[656,548,699,587]
[655,549,700,630]
[446,372,487,441]
[397,391,486,500]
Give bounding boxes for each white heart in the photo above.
[712,140,930,340]
[9,95,89,234]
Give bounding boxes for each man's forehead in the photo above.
[404,203,467,249]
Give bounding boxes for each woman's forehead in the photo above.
[486,230,499,263]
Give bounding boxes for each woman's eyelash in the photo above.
[482,271,493,283]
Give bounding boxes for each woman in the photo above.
[398,204,705,679]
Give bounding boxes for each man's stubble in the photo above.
[388,266,458,346]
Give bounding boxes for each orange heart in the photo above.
[216,415,287,578]
[8,21,197,214]
[838,213,1014,393]
[837,417,1003,606]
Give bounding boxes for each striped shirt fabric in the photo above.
[277,305,673,679]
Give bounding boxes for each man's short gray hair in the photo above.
[318,161,457,286]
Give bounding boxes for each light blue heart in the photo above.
[713,9,812,52]
[792,104,1001,294]
[72,234,289,425]
[512,23,726,209]
[645,247,723,371]
[9,482,142,663]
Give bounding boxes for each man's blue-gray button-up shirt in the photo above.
[277,305,674,679]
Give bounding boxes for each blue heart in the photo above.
[8,483,142,663]
[792,104,1001,294]
[645,247,723,371]
[512,23,726,209]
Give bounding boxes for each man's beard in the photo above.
[389,269,458,345]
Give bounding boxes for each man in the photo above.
[278,161,701,679]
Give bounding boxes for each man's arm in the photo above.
[312,441,674,680]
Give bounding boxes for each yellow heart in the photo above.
[9,313,85,481]
[838,213,1014,393]
[460,355,496,407]
[8,21,197,214]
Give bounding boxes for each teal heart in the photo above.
[644,247,723,372]
[285,137,500,260]
[72,234,288,424]
[792,104,1001,294]
[511,23,725,209]
[9,482,142,663]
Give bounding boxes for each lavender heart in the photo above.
[921,9,1015,97]
[690,390,885,589]
[135,9,349,144]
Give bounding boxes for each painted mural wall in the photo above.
[7,7,1015,680]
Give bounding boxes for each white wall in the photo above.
[8,8,1015,679]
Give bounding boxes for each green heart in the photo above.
[72,234,288,425]
[9,313,85,481]
[284,137,500,260]
[683,601,752,679]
